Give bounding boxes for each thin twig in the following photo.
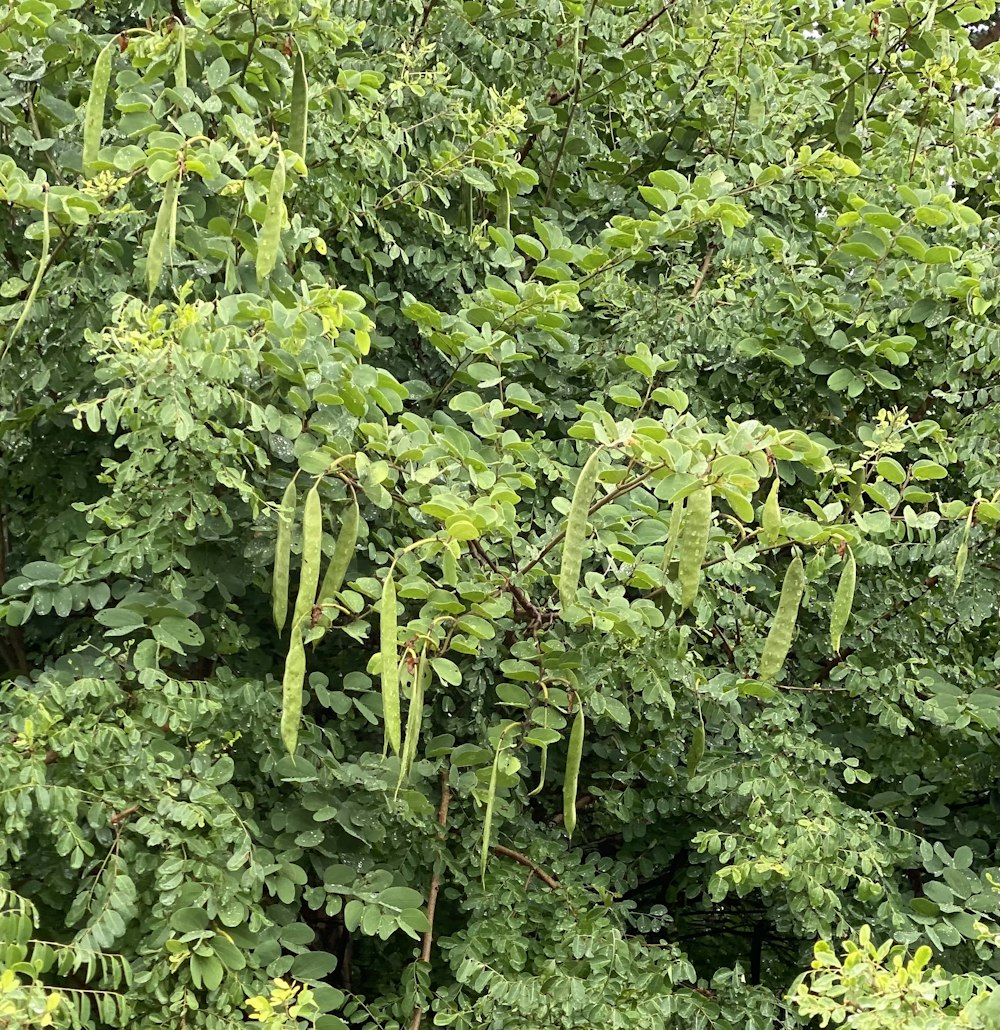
[518,462,669,577]
[690,244,715,300]
[491,845,560,890]
[409,770,451,1030]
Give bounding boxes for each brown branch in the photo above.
[409,770,451,1030]
[413,0,440,46]
[491,845,560,890]
[690,244,715,300]
[110,804,139,827]
[551,793,594,825]
[621,2,674,48]
[519,461,669,577]
[518,1,677,162]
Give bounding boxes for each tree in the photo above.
[1,0,998,1027]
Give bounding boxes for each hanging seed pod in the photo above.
[829,547,856,653]
[83,42,114,178]
[255,151,286,282]
[289,46,308,163]
[146,174,179,299]
[759,555,805,681]
[563,705,584,838]
[279,626,306,754]
[290,484,323,631]
[272,480,297,633]
[678,486,712,610]
[380,572,400,755]
[559,448,602,611]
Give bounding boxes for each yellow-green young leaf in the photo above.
[759,555,805,681]
[678,486,712,610]
[687,716,705,778]
[83,42,114,177]
[256,152,286,282]
[830,547,856,653]
[175,24,187,92]
[291,484,323,631]
[396,646,428,795]
[559,448,602,611]
[279,626,306,754]
[316,495,359,614]
[442,544,458,587]
[289,47,308,163]
[563,706,584,838]
[380,572,400,754]
[5,191,51,356]
[761,478,782,544]
[272,480,297,633]
[146,175,179,299]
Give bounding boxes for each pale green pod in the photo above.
[687,715,706,778]
[381,572,400,755]
[83,42,114,178]
[256,152,286,282]
[829,548,856,654]
[761,477,782,544]
[559,448,602,611]
[279,626,306,754]
[5,191,51,355]
[316,494,358,610]
[146,175,179,299]
[678,486,712,610]
[759,554,805,681]
[290,484,323,632]
[563,706,584,838]
[272,480,297,633]
[289,47,308,163]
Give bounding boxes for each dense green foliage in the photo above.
[2,0,1000,1026]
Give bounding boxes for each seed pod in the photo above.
[380,572,400,755]
[761,478,782,544]
[496,189,511,231]
[759,554,805,681]
[279,625,306,754]
[661,500,684,572]
[480,733,504,882]
[146,174,179,299]
[678,486,712,610]
[6,190,51,354]
[559,448,602,611]
[829,547,856,653]
[289,46,308,163]
[954,506,974,592]
[316,495,358,610]
[396,646,428,795]
[83,42,114,178]
[256,152,286,283]
[272,480,297,633]
[563,705,584,838]
[174,24,187,93]
[290,484,323,633]
[687,715,706,778]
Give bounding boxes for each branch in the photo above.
[409,770,451,1030]
[518,462,669,577]
[690,244,715,300]
[491,845,560,890]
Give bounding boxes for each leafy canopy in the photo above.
[1,0,999,1027]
